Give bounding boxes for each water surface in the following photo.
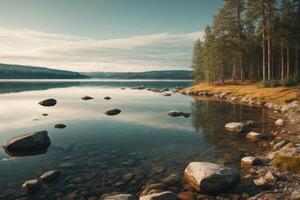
[0,80,275,199]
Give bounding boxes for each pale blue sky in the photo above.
[0,0,223,72]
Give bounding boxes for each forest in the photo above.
[191,0,300,86]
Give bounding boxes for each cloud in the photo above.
[0,27,203,72]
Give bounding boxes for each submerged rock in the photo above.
[40,170,61,182]
[54,124,66,129]
[104,96,112,100]
[105,108,121,116]
[39,98,57,106]
[21,179,40,194]
[104,194,136,200]
[81,95,94,100]
[140,191,176,200]
[3,131,51,156]
[184,162,240,194]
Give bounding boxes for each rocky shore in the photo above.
[176,86,300,200]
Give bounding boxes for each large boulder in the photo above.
[140,191,176,200]
[105,108,121,116]
[39,98,57,106]
[184,162,240,194]
[3,131,51,156]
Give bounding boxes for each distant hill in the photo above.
[0,63,88,79]
[84,70,193,79]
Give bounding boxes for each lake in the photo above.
[0,79,276,199]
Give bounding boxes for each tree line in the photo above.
[191,0,300,86]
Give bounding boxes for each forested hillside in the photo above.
[191,0,300,86]
[84,70,193,79]
[0,63,88,79]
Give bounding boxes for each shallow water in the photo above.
[0,80,275,199]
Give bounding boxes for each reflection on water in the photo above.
[0,79,191,94]
[0,80,275,199]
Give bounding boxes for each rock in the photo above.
[182,113,190,118]
[253,172,276,189]
[273,140,288,150]
[39,98,57,106]
[40,170,61,182]
[225,122,245,133]
[168,111,183,117]
[104,96,112,100]
[241,156,260,166]
[21,179,40,194]
[104,194,136,200]
[3,131,51,156]
[291,188,300,200]
[42,113,48,116]
[184,162,240,194]
[272,146,300,172]
[275,119,285,126]
[163,93,172,97]
[123,173,134,182]
[167,111,190,118]
[161,173,180,185]
[132,86,145,90]
[244,120,255,127]
[105,108,121,116]
[81,96,93,100]
[54,124,66,129]
[246,132,267,142]
[140,183,166,196]
[177,191,194,200]
[140,191,176,200]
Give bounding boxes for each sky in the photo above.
[0,0,223,72]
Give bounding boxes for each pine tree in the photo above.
[191,39,205,82]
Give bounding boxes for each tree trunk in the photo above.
[287,46,290,76]
[240,55,244,81]
[262,2,266,82]
[296,42,298,79]
[281,41,284,81]
[233,62,236,80]
[262,37,266,82]
[267,1,271,81]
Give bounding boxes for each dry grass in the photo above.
[272,155,300,173]
[183,81,300,105]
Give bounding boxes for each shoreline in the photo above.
[179,82,300,199]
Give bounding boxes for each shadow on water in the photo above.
[190,99,273,167]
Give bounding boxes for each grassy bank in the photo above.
[183,81,300,105]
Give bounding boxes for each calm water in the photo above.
[0,79,275,199]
